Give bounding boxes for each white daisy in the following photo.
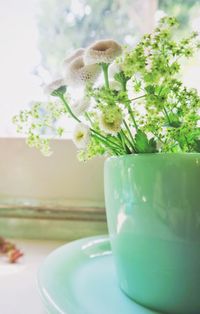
[73,123,90,149]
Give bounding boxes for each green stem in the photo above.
[84,112,93,125]
[184,135,190,151]
[90,128,122,150]
[130,94,146,102]
[123,120,136,150]
[122,81,126,91]
[127,102,138,130]
[121,81,126,92]
[101,63,110,89]
[92,133,123,155]
[163,106,171,125]
[118,133,128,153]
[119,77,127,92]
[120,129,134,153]
[59,95,81,123]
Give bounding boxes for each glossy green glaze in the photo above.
[38,236,159,314]
[104,153,200,314]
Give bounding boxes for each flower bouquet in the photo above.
[14,16,200,158]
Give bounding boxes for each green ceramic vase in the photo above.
[104,153,200,314]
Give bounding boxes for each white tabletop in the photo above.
[0,239,64,314]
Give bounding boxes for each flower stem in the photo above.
[90,128,122,150]
[128,94,147,129]
[163,106,171,125]
[118,133,129,153]
[92,133,123,155]
[130,94,146,101]
[184,135,191,151]
[121,80,127,92]
[59,95,81,123]
[127,102,138,130]
[84,112,93,125]
[123,119,136,149]
[119,130,134,153]
[101,63,110,89]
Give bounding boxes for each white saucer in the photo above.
[38,235,160,314]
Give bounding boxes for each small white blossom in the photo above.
[126,77,144,101]
[73,123,90,149]
[44,78,65,95]
[109,80,121,91]
[172,107,178,114]
[133,102,147,116]
[126,79,134,100]
[155,10,167,25]
[108,61,122,79]
[143,47,153,57]
[146,132,154,140]
[145,58,153,72]
[160,127,168,136]
[84,39,122,65]
[168,57,177,66]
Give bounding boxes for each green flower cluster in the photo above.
[13,17,200,159]
[13,100,66,156]
[121,16,200,153]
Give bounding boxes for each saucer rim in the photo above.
[37,235,109,314]
[37,235,159,314]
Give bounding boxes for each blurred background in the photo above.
[1,0,200,137]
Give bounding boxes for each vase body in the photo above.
[104,153,200,314]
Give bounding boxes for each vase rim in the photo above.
[105,152,200,163]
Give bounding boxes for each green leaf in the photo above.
[193,139,200,152]
[114,71,126,83]
[145,85,155,94]
[168,113,182,128]
[135,130,157,153]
